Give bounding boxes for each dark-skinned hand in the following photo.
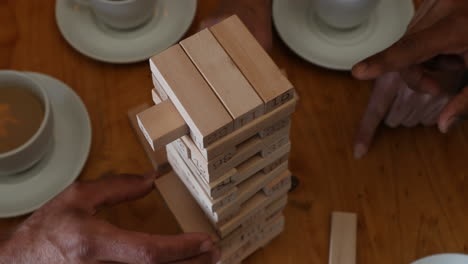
[353,0,468,158]
[353,0,468,133]
[0,173,220,264]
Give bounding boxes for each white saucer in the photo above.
[273,0,414,70]
[55,0,197,64]
[412,254,468,264]
[0,72,91,218]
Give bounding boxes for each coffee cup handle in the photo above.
[74,0,89,6]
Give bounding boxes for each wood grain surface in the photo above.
[1,0,468,264]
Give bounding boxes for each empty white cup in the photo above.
[75,0,157,30]
[0,71,53,176]
[312,0,380,29]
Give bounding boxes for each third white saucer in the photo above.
[273,0,414,70]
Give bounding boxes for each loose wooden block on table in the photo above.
[180,29,264,129]
[128,104,170,173]
[329,212,357,264]
[210,15,294,113]
[150,45,234,148]
[200,98,297,161]
[137,100,188,151]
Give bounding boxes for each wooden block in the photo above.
[151,89,162,104]
[235,143,290,184]
[180,29,264,129]
[175,142,238,200]
[185,138,290,189]
[263,154,289,174]
[174,138,191,160]
[155,171,288,256]
[218,212,285,260]
[220,207,285,257]
[217,174,290,238]
[215,164,290,217]
[167,144,238,213]
[221,214,285,264]
[181,121,290,180]
[155,171,219,242]
[128,104,170,173]
[329,212,358,264]
[263,170,292,196]
[182,122,290,178]
[137,101,189,151]
[167,147,239,224]
[168,143,289,225]
[210,15,294,113]
[151,73,168,101]
[200,98,297,160]
[150,45,234,148]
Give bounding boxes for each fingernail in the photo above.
[352,62,369,79]
[200,240,213,253]
[442,116,462,133]
[354,143,367,160]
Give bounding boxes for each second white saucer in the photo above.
[56,0,197,64]
[273,0,414,70]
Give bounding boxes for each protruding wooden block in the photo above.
[137,101,189,151]
[329,212,358,264]
[150,45,234,148]
[128,104,170,173]
[181,29,265,129]
[210,15,294,113]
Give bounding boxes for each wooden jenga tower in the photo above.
[137,16,297,263]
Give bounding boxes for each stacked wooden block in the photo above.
[137,16,297,263]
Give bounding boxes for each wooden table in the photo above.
[1,1,467,263]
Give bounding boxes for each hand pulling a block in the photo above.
[0,173,221,264]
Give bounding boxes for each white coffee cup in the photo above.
[312,0,380,29]
[0,71,53,176]
[75,0,157,30]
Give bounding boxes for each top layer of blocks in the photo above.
[138,15,296,153]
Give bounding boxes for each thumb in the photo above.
[438,85,468,133]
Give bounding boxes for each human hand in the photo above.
[353,56,466,159]
[199,0,272,52]
[352,0,468,133]
[0,173,220,264]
